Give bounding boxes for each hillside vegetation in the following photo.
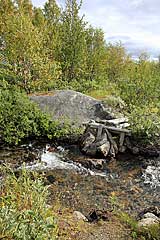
[0,0,159,143]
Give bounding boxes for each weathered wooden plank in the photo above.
[96,118,128,125]
[119,123,130,128]
[83,122,131,135]
[105,129,119,154]
[96,125,103,141]
[119,132,125,147]
[119,132,126,152]
[106,118,128,125]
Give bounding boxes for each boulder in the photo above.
[143,212,159,220]
[30,90,118,126]
[89,159,105,170]
[138,217,159,228]
[137,206,160,219]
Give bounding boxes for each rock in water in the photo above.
[30,90,117,126]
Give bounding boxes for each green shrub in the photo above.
[0,81,80,144]
[118,212,138,239]
[129,104,160,142]
[0,166,58,239]
[138,224,160,240]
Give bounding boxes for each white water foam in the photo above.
[25,149,107,177]
[143,165,160,188]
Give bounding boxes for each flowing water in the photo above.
[0,142,160,215]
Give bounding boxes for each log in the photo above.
[105,129,118,154]
[119,123,130,129]
[119,132,126,153]
[81,119,132,158]
[106,118,128,125]
[96,125,103,141]
[96,117,129,126]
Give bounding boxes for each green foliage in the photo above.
[105,42,129,83]
[118,212,139,239]
[129,105,160,142]
[59,0,87,84]
[118,212,160,240]
[139,224,160,240]
[0,0,60,92]
[0,82,79,144]
[0,166,58,239]
[0,0,160,142]
[108,192,119,212]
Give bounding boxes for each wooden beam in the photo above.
[96,125,103,141]
[83,122,131,136]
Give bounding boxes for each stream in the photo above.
[0,142,160,216]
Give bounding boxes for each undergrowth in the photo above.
[0,166,58,239]
[0,81,81,145]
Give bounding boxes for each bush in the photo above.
[129,104,160,142]
[0,81,80,144]
[0,166,58,239]
[138,224,160,240]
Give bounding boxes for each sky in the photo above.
[32,0,160,59]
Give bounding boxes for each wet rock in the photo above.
[87,210,110,222]
[73,211,88,222]
[131,147,139,155]
[89,159,105,170]
[46,175,56,184]
[81,128,112,158]
[81,132,96,155]
[27,151,39,161]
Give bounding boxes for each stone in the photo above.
[87,209,110,222]
[97,141,110,157]
[143,212,159,220]
[138,218,159,228]
[90,159,105,170]
[73,211,88,222]
[137,206,160,219]
[30,90,119,127]
[81,132,95,149]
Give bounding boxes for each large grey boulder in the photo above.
[30,90,118,126]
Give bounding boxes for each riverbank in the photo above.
[1,141,160,239]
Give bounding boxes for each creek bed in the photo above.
[0,142,160,216]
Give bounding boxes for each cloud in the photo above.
[32,0,160,57]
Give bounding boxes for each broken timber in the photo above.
[81,118,131,158]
